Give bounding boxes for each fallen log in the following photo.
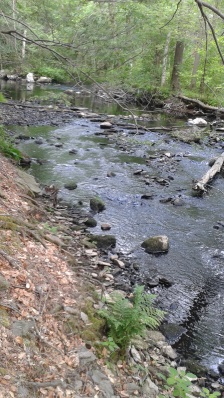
[193,152,224,194]
[177,95,224,114]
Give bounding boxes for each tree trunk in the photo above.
[170,41,184,92]
[190,51,200,89]
[161,32,171,87]
[21,29,27,59]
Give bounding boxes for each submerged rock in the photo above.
[90,197,106,212]
[141,235,169,254]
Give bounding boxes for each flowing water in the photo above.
[3,81,224,373]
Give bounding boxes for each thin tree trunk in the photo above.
[161,32,171,87]
[21,29,27,59]
[170,41,184,92]
[190,51,200,89]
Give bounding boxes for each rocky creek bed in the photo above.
[1,93,224,395]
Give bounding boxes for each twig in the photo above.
[26,379,65,389]
[31,317,64,355]
[40,288,51,317]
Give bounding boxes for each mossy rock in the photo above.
[89,234,116,249]
[141,235,169,254]
[84,218,97,228]
[64,181,78,190]
[90,197,106,212]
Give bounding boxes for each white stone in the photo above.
[188,118,207,126]
[161,345,177,360]
[37,76,52,83]
[26,72,34,83]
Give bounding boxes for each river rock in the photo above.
[90,197,106,212]
[101,223,111,231]
[100,121,112,129]
[26,73,34,83]
[84,218,97,228]
[64,181,77,190]
[37,76,52,83]
[141,235,169,254]
[89,234,116,249]
[7,74,18,80]
[107,171,116,177]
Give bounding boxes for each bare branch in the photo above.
[160,0,182,29]
[195,1,224,20]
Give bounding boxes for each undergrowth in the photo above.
[98,285,164,354]
[0,126,22,161]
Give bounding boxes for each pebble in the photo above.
[112,258,125,268]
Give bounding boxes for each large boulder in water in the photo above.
[141,235,169,254]
[26,73,34,83]
[90,197,105,212]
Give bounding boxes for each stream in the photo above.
[3,81,224,374]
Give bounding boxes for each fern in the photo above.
[99,285,164,352]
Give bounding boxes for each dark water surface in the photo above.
[3,81,224,372]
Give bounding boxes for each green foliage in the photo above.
[0,93,7,103]
[34,66,69,83]
[96,337,119,354]
[159,367,221,398]
[201,388,221,398]
[0,127,22,161]
[98,285,164,352]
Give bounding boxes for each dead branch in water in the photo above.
[193,152,224,194]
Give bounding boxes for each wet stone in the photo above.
[160,323,186,345]
[101,223,111,231]
[141,235,169,254]
[64,181,77,190]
